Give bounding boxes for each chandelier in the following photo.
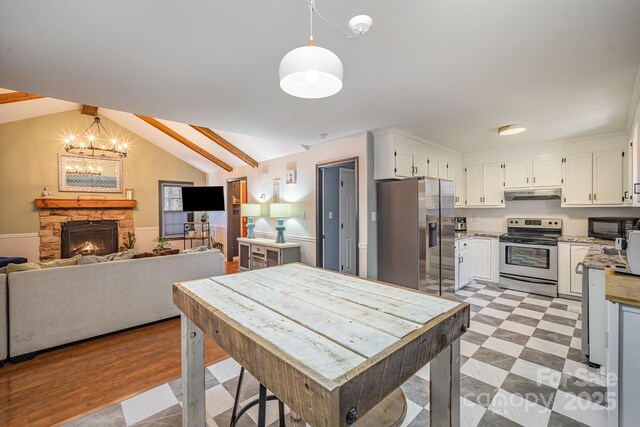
[64,115,127,158]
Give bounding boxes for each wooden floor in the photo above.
[0,260,239,427]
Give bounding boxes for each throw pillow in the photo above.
[78,255,110,265]
[133,252,158,259]
[155,249,181,256]
[180,246,209,254]
[41,254,82,268]
[104,250,135,261]
[7,262,42,273]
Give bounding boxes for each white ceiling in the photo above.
[1,0,639,154]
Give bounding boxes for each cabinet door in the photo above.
[569,245,589,294]
[465,165,484,207]
[472,238,492,280]
[438,161,448,179]
[593,150,623,205]
[413,153,428,177]
[557,243,571,296]
[426,158,439,178]
[239,243,250,270]
[504,160,531,189]
[482,163,503,206]
[394,149,414,178]
[459,242,471,287]
[564,154,593,205]
[453,163,465,207]
[266,248,280,267]
[533,157,562,187]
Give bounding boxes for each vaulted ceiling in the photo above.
[1,1,639,155]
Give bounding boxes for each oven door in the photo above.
[499,242,557,281]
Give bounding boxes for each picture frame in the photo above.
[58,154,123,193]
[273,178,281,203]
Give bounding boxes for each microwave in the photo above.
[588,217,639,240]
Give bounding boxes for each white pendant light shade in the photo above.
[279,45,343,99]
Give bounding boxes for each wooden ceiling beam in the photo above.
[134,114,233,172]
[81,105,98,116]
[0,91,44,104]
[190,125,258,168]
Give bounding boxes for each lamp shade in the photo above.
[241,203,261,217]
[270,203,293,219]
[279,45,343,99]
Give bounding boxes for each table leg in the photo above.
[182,313,205,427]
[430,338,460,427]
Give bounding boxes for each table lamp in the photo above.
[270,203,293,243]
[241,203,261,239]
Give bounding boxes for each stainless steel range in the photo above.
[499,218,562,297]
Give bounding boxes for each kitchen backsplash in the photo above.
[457,199,640,236]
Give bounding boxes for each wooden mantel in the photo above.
[35,199,137,209]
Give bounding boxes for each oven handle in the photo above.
[499,273,556,286]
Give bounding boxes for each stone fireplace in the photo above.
[61,220,119,258]
[36,199,136,261]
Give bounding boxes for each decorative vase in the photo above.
[275,218,286,244]
[246,217,256,239]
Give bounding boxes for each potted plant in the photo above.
[153,236,172,252]
[187,223,196,237]
[208,236,223,251]
[123,231,136,250]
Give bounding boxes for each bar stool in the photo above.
[230,367,286,427]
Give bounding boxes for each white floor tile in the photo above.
[478,289,501,297]
[400,399,424,427]
[492,297,520,307]
[465,297,490,307]
[510,359,562,388]
[206,384,236,417]
[522,297,551,307]
[208,357,241,383]
[121,384,179,425]
[468,320,497,336]
[513,307,545,320]
[570,337,581,350]
[460,397,486,427]
[537,320,574,337]
[545,307,579,320]
[552,390,608,427]
[461,340,480,357]
[525,337,569,358]
[461,358,508,388]
[576,320,582,329]
[553,297,582,309]
[562,359,607,387]
[456,289,474,297]
[478,307,510,320]
[499,320,535,337]
[415,363,430,381]
[482,337,524,358]
[488,389,551,427]
[504,289,528,297]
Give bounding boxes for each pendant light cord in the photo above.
[306,0,358,40]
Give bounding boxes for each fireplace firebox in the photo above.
[61,220,118,258]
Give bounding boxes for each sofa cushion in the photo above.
[180,246,209,254]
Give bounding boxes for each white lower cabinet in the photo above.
[558,242,589,298]
[456,237,498,289]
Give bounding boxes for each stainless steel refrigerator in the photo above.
[377,177,455,295]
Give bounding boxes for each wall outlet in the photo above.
[371,212,376,222]
[329,211,333,220]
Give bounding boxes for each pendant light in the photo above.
[279,0,372,99]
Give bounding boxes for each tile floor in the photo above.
[67,282,610,427]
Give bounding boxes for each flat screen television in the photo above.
[181,186,225,211]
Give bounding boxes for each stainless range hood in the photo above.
[504,188,562,201]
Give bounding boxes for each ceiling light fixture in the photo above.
[63,113,127,158]
[279,0,372,99]
[498,124,527,136]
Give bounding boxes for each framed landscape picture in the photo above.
[58,154,123,193]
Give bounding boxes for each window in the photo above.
[159,181,193,237]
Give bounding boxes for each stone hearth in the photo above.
[38,208,134,261]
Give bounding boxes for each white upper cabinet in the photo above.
[438,161,448,180]
[413,153,429,177]
[465,165,484,207]
[532,157,562,187]
[449,163,465,207]
[394,149,414,178]
[503,160,531,189]
[563,154,593,205]
[593,150,624,205]
[465,164,504,207]
[426,158,439,178]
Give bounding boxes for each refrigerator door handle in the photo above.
[428,221,438,248]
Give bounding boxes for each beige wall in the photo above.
[0,110,206,234]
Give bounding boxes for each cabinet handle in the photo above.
[526,177,529,183]
[575,262,583,275]
[533,177,536,183]
[624,191,629,200]
[589,194,592,201]
[635,183,640,195]
[593,193,597,201]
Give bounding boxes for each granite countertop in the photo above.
[605,268,640,308]
[455,231,503,240]
[558,235,616,246]
[582,246,629,271]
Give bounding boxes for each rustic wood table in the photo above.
[173,264,469,427]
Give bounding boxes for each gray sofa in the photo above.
[4,250,224,361]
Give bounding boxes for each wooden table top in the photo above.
[605,268,640,307]
[174,263,469,426]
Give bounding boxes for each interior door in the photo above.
[593,150,623,205]
[482,163,503,206]
[339,168,357,275]
[564,153,593,205]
